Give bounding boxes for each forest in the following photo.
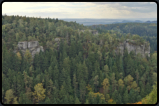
[2,15,157,104]
[88,23,157,53]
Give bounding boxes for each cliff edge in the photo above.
[115,39,150,57]
[14,41,44,58]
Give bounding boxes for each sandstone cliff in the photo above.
[14,41,44,58]
[79,30,98,35]
[54,38,61,50]
[115,39,150,57]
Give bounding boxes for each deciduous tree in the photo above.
[102,78,110,98]
[32,83,46,104]
[5,89,14,104]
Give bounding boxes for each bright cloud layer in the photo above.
[2,2,157,19]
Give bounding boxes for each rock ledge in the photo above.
[14,41,44,58]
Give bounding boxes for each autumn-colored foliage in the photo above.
[107,98,116,104]
[87,84,105,101]
[4,89,18,104]
[24,49,32,63]
[88,92,105,100]
[128,82,157,104]
[141,82,157,104]
[5,89,14,104]
[127,101,142,104]
[32,83,46,104]
[86,84,92,92]
[16,52,22,60]
[102,78,110,95]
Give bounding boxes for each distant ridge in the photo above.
[60,18,157,26]
[144,20,157,23]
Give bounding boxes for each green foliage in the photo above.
[75,97,81,104]
[89,23,157,53]
[142,82,157,104]
[2,15,156,104]
[123,90,129,104]
[45,97,52,104]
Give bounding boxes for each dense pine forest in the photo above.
[2,15,157,104]
[88,23,157,53]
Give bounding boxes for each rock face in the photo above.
[14,41,44,58]
[28,41,39,49]
[91,30,98,35]
[54,38,61,50]
[80,30,98,35]
[18,41,28,49]
[115,39,150,57]
[54,38,60,42]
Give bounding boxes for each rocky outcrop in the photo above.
[54,38,61,42]
[54,37,61,50]
[18,41,28,50]
[91,30,98,35]
[80,30,98,35]
[14,41,44,58]
[115,39,150,57]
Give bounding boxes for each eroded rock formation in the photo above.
[115,39,150,57]
[14,41,44,58]
[79,30,98,35]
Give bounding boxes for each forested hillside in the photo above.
[2,15,157,104]
[88,23,157,53]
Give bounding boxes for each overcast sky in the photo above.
[2,2,157,19]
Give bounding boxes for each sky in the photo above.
[2,2,157,19]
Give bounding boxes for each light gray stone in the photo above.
[125,43,136,54]
[115,39,150,57]
[92,30,98,35]
[55,38,60,42]
[144,45,150,57]
[31,47,40,58]
[18,41,27,49]
[79,30,98,35]
[115,42,124,56]
[28,41,39,49]
[40,46,44,52]
[14,41,44,58]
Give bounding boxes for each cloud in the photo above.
[2,2,157,19]
[30,11,73,18]
[90,2,157,13]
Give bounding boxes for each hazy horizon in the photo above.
[2,14,156,21]
[2,2,157,19]
[59,18,156,21]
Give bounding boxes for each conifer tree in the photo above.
[75,97,81,104]
[79,79,86,103]
[45,97,51,104]
[73,73,78,97]
[117,94,122,104]
[123,89,129,104]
